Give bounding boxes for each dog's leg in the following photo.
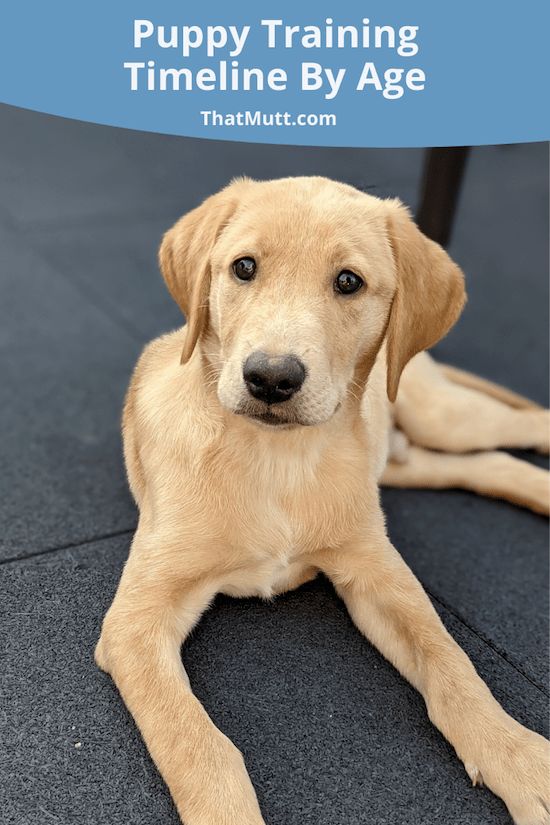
[96,528,266,825]
[317,509,550,825]
[439,363,544,411]
[382,444,550,515]
[396,352,549,454]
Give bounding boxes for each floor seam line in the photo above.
[426,586,549,697]
[25,240,147,344]
[0,526,136,567]
[2,214,147,346]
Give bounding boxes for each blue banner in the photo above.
[0,0,548,147]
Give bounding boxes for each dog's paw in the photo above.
[523,466,550,517]
[465,726,550,825]
[388,427,410,464]
[533,410,550,455]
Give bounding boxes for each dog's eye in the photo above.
[334,270,364,295]
[232,257,257,281]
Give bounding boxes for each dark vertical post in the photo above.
[416,147,471,248]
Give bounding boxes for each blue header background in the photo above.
[0,0,548,147]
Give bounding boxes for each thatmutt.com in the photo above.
[200,110,337,127]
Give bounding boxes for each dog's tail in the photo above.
[440,363,542,410]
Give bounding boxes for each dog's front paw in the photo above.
[533,410,550,455]
[523,466,550,517]
[465,725,550,825]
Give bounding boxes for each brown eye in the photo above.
[233,257,256,281]
[334,270,364,295]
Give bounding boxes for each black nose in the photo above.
[243,352,306,405]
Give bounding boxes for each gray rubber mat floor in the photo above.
[1,104,548,825]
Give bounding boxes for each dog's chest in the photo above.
[217,447,364,599]
[220,494,299,598]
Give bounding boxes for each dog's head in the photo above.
[160,177,465,428]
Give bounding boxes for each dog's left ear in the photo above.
[159,179,250,363]
[384,201,466,402]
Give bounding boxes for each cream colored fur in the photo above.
[96,177,550,825]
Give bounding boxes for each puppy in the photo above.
[96,177,550,825]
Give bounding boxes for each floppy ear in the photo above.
[159,180,248,363]
[385,202,466,402]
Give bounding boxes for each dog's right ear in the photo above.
[159,179,250,363]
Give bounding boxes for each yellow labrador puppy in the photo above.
[96,177,549,825]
